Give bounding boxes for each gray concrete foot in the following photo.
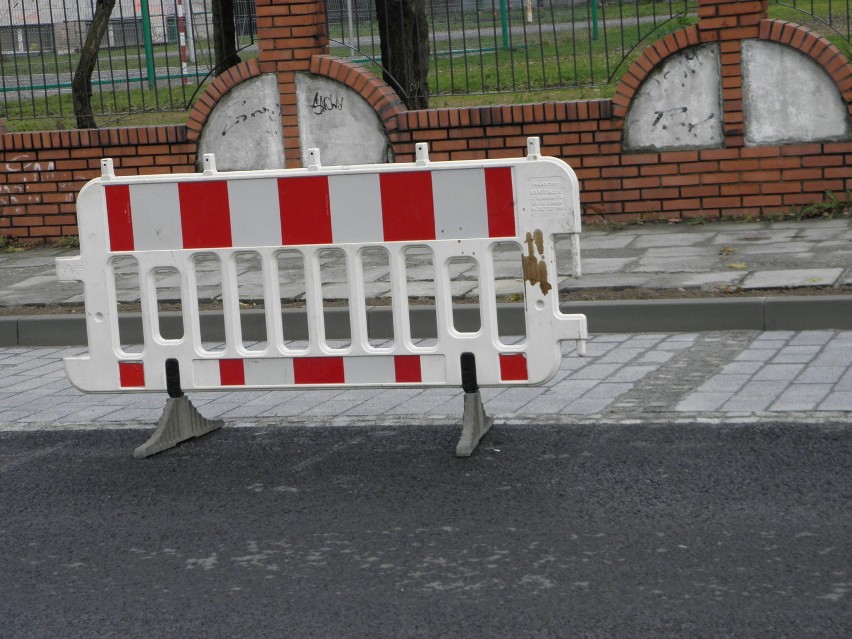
[456,391,493,457]
[133,396,223,459]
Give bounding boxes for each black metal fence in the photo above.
[1,0,850,128]
[326,0,696,99]
[327,0,852,102]
[0,0,257,127]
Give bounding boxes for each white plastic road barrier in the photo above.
[57,137,587,457]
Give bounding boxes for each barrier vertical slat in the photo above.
[388,246,411,349]
[261,249,283,355]
[433,248,456,367]
[346,246,371,354]
[219,251,242,356]
[478,248,500,347]
[185,252,202,353]
[302,246,326,353]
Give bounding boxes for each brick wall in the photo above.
[1,126,195,241]
[1,0,850,242]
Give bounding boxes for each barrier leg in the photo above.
[456,353,494,457]
[133,360,223,459]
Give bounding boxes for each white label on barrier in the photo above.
[528,177,566,213]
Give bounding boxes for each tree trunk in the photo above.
[375,0,429,110]
[72,0,116,129]
[212,0,241,76]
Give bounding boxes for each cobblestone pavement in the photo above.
[2,330,850,431]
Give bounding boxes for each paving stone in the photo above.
[795,366,848,384]
[733,349,777,362]
[636,351,675,364]
[635,256,721,273]
[631,232,708,248]
[675,392,730,412]
[696,374,752,393]
[562,397,612,415]
[819,392,852,411]
[574,235,634,250]
[595,347,648,364]
[741,268,843,289]
[566,363,622,380]
[770,385,831,412]
[722,381,790,412]
[752,363,805,382]
[582,257,639,274]
[789,331,836,346]
[770,345,823,364]
[722,361,763,375]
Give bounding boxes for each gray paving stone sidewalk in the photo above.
[0,217,850,309]
[2,330,850,432]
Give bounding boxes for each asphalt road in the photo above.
[1,422,850,638]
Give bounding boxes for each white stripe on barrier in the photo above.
[328,173,384,244]
[130,182,182,251]
[432,168,490,240]
[228,179,282,248]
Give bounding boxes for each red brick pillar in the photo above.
[697,0,768,147]
[255,0,329,167]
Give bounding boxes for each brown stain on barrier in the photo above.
[523,229,551,295]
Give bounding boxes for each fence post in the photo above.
[591,0,598,40]
[500,0,510,48]
[139,0,157,90]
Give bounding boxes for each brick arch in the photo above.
[185,58,263,142]
[611,25,701,120]
[308,55,406,132]
[759,19,852,115]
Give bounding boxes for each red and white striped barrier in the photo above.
[57,138,587,395]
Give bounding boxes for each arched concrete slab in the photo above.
[296,73,393,167]
[623,43,723,152]
[742,40,851,146]
[196,74,285,171]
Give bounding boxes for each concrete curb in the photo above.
[1,296,851,347]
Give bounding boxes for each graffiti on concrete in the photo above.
[221,101,280,137]
[311,92,344,116]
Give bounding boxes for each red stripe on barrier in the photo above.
[105,185,135,251]
[294,357,345,384]
[219,359,246,386]
[279,176,332,245]
[394,356,422,383]
[118,361,145,387]
[499,353,528,381]
[178,181,233,248]
[485,167,515,238]
[380,172,436,242]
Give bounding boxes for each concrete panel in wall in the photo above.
[623,43,723,152]
[742,40,851,146]
[296,73,392,166]
[196,73,284,171]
